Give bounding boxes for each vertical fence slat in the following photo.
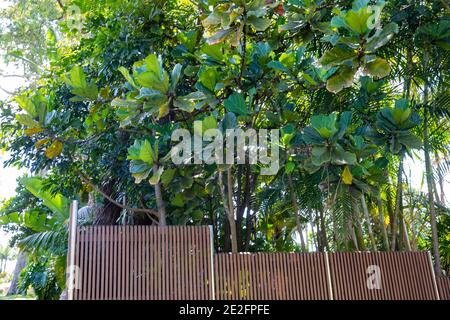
[71,226,439,301]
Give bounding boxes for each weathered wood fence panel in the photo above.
[328,252,438,300]
[68,223,441,300]
[214,252,330,300]
[73,226,212,300]
[436,277,450,300]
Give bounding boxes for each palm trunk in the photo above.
[402,220,412,251]
[377,194,390,251]
[436,153,446,204]
[349,219,359,251]
[7,251,27,296]
[361,193,377,251]
[423,57,442,274]
[410,201,418,251]
[226,168,238,253]
[391,157,403,251]
[287,174,306,252]
[351,195,366,251]
[318,207,329,251]
[218,170,238,253]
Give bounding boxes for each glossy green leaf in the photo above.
[223,92,248,115]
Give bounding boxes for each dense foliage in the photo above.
[0,0,449,298]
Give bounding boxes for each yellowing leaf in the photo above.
[149,166,164,185]
[342,166,353,185]
[365,57,391,79]
[384,215,390,227]
[158,102,170,119]
[25,127,44,137]
[326,66,356,93]
[35,138,50,149]
[44,140,63,159]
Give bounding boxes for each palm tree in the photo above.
[0,245,13,273]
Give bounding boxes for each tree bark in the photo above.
[287,174,306,252]
[361,193,377,251]
[153,164,167,226]
[7,251,27,296]
[423,82,443,276]
[226,168,238,253]
[436,153,446,204]
[391,157,403,251]
[351,194,366,251]
[218,170,238,253]
[377,194,390,251]
[318,207,329,251]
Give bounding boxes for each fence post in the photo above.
[66,200,78,300]
[324,252,333,300]
[209,225,215,300]
[427,251,440,300]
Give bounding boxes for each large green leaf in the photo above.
[198,66,218,93]
[248,16,271,31]
[223,92,248,115]
[366,22,399,52]
[15,96,37,117]
[68,66,87,88]
[332,145,357,165]
[136,54,169,92]
[397,132,422,149]
[311,146,331,166]
[319,46,358,68]
[311,113,338,139]
[343,7,372,35]
[365,57,391,79]
[127,139,154,164]
[20,177,69,219]
[326,66,356,93]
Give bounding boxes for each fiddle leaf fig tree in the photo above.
[369,98,422,155]
[319,0,398,92]
[303,111,356,172]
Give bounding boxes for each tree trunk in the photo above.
[361,193,377,251]
[348,219,359,251]
[391,157,403,251]
[410,201,418,251]
[218,170,238,253]
[7,251,27,296]
[318,207,329,251]
[423,92,443,276]
[402,220,412,251]
[377,194,390,251]
[153,164,167,226]
[226,168,238,253]
[385,182,395,238]
[435,153,446,204]
[94,180,122,225]
[352,195,366,251]
[287,174,306,252]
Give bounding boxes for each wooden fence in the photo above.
[72,225,213,300]
[436,277,450,300]
[214,253,330,300]
[328,252,438,300]
[65,204,443,300]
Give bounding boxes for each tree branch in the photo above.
[77,169,160,218]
